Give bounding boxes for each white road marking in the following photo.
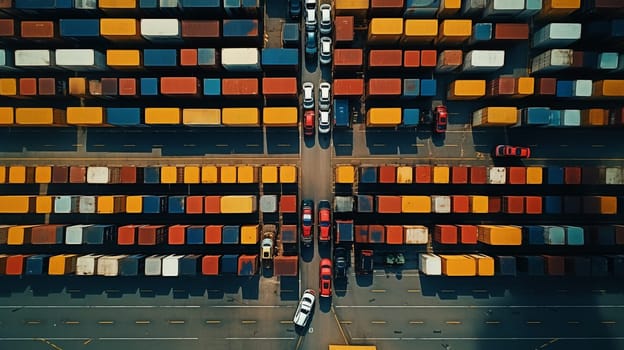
[335,305,624,309]
[225,338,295,340]
[0,338,198,341]
[0,305,201,309]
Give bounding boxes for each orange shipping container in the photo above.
[262,77,297,97]
[222,78,259,96]
[5,255,26,275]
[368,78,401,96]
[168,225,188,245]
[440,255,476,276]
[333,79,364,96]
[186,196,203,214]
[368,50,402,68]
[204,225,222,244]
[376,195,401,213]
[204,196,221,214]
[452,195,470,213]
[435,224,458,244]
[21,21,54,38]
[15,108,66,125]
[458,224,478,244]
[333,49,363,69]
[202,255,220,275]
[507,167,526,184]
[385,225,403,244]
[525,196,543,214]
[160,77,198,95]
[414,166,432,183]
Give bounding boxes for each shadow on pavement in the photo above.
[318,296,332,313]
[333,278,348,298]
[266,127,299,154]
[366,129,398,155]
[301,242,315,263]
[318,132,331,149]
[280,276,299,301]
[333,128,353,156]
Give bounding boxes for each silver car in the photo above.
[293,289,316,327]
[319,82,331,111]
[318,110,330,134]
[302,82,314,109]
[319,37,332,64]
[319,4,332,34]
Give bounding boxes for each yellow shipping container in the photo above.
[472,107,518,127]
[201,166,218,183]
[0,195,33,213]
[99,0,136,8]
[67,107,104,125]
[516,77,535,95]
[433,166,450,184]
[280,166,297,183]
[448,80,486,100]
[438,20,472,42]
[261,166,278,184]
[182,108,221,126]
[366,108,402,127]
[596,196,617,214]
[263,107,297,126]
[36,196,52,214]
[145,108,180,124]
[330,346,377,350]
[0,107,14,125]
[35,166,52,183]
[582,109,608,126]
[48,254,77,275]
[477,225,522,245]
[0,166,4,183]
[336,165,355,184]
[335,0,368,11]
[593,80,624,97]
[100,18,138,37]
[220,195,257,214]
[97,196,115,214]
[184,166,200,184]
[220,166,237,184]
[221,107,260,126]
[397,166,413,184]
[8,225,35,245]
[440,255,477,276]
[69,77,86,95]
[125,195,142,213]
[541,0,581,16]
[438,0,461,16]
[468,254,495,276]
[0,78,17,96]
[368,18,403,43]
[106,50,141,67]
[238,166,257,184]
[470,195,488,213]
[161,166,178,184]
[526,167,543,184]
[9,166,26,183]
[401,195,431,213]
[240,225,259,244]
[402,19,438,43]
[15,108,65,125]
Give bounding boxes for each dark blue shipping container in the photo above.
[563,196,581,214]
[403,79,420,97]
[404,0,440,17]
[495,255,516,276]
[238,256,256,276]
[120,255,145,276]
[546,166,564,184]
[544,196,562,214]
[556,80,573,97]
[186,226,205,245]
[144,49,177,67]
[221,254,238,274]
[595,226,615,245]
[402,108,419,128]
[203,78,221,96]
[197,48,216,66]
[222,225,240,244]
[369,226,384,243]
[524,225,545,245]
[282,23,299,48]
[420,79,437,96]
[140,78,159,96]
[359,167,377,183]
[357,195,374,213]
[591,256,609,277]
[168,196,185,214]
[281,226,297,244]
[143,195,166,214]
[334,99,350,127]
[473,23,492,42]
[518,256,544,276]
[106,108,142,126]
[16,0,56,8]
[335,220,354,243]
[143,166,160,184]
[26,254,50,275]
[523,107,550,126]
[565,256,590,276]
[140,0,158,8]
[60,19,100,37]
[548,110,561,127]
[261,48,299,67]
[223,19,259,38]
[180,255,201,276]
[84,224,115,244]
[608,255,624,277]
[180,0,219,7]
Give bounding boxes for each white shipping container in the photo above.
[145,255,164,276]
[404,225,429,244]
[15,50,51,67]
[55,49,104,69]
[533,23,581,49]
[463,50,505,71]
[159,0,179,7]
[54,195,72,213]
[221,48,261,71]
[461,0,486,16]
[487,167,506,184]
[65,224,91,244]
[334,196,354,213]
[74,0,97,8]
[76,254,102,275]
[87,167,109,184]
[162,255,183,277]
[79,196,96,213]
[483,0,524,17]
[572,80,592,97]
[259,195,277,213]
[531,49,573,73]
[419,254,442,275]
[598,52,619,69]
[562,109,581,126]
[606,168,622,184]
[97,255,127,276]
[432,195,451,213]
[140,19,180,38]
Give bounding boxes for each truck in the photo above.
[333,99,350,128]
[261,224,277,269]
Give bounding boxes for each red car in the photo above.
[319,258,332,297]
[318,200,331,242]
[494,145,531,158]
[303,110,315,136]
[434,105,448,133]
[301,200,313,246]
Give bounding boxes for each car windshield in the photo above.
[322,275,330,280]
[303,213,312,222]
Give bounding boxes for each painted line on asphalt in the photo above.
[601,321,616,324]
[205,320,221,324]
[485,321,500,324]
[26,320,41,325]
[526,321,542,324]
[350,337,624,341]
[241,320,257,324]
[0,305,201,309]
[100,338,198,341]
[280,320,294,324]
[169,320,185,324]
[64,321,80,325]
[98,321,114,325]
[226,338,295,340]
[335,305,624,309]
[340,320,352,324]
[446,321,462,325]
[409,321,424,324]
[371,289,386,293]
[445,144,458,147]
[407,289,421,293]
[135,321,150,325]
[210,306,290,308]
[371,321,387,324]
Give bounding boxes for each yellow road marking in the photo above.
[446,321,462,325]
[205,320,221,324]
[371,289,386,293]
[340,320,352,324]
[84,339,93,345]
[64,321,80,325]
[26,320,41,325]
[407,289,421,293]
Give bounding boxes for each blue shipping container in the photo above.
[197,48,216,66]
[472,23,492,43]
[544,196,562,214]
[143,49,177,67]
[357,195,374,213]
[26,255,49,275]
[238,256,256,276]
[335,221,354,243]
[359,167,377,184]
[548,110,561,127]
[281,226,297,243]
[120,255,145,276]
[420,79,437,97]
[107,108,142,126]
[60,19,100,37]
[403,79,420,97]
[334,99,350,127]
[524,225,545,245]
[143,166,160,183]
[282,23,299,47]
[402,108,419,128]
[556,80,573,97]
[186,226,205,245]
[180,255,200,276]
[203,78,221,96]
[369,226,384,243]
[518,256,545,276]
[180,0,219,7]
[596,226,615,245]
[140,0,158,8]
[261,48,299,67]
[523,107,550,125]
[84,224,114,244]
[222,225,240,244]
[16,0,56,8]
[543,226,565,245]
[591,256,609,276]
[598,52,619,69]
[404,0,440,17]
[221,254,238,274]
[564,226,584,245]
[496,255,516,276]
[143,195,165,213]
[168,196,185,214]
[223,19,258,38]
[546,166,564,184]
[140,78,159,96]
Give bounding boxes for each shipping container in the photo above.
[281,225,297,244]
[15,108,66,125]
[183,109,220,126]
[357,195,374,213]
[419,254,441,275]
[334,196,354,213]
[26,255,50,275]
[119,255,145,276]
[101,18,139,40]
[378,166,396,183]
[201,255,220,275]
[279,195,297,213]
[534,23,581,49]
[401,195,430,213]
[333,49,363,71]
[478,225,522,245]
[333,79,364,96]
[496,255,516,276]
[457,224,477,244]
[473,107,518,127]
[448,80,486,100]
[144,255,164,276]
[405,0,441,17]
[414,166,431,183]
[280,166,297,183]
[221,48,260,72]
[531,49,574,73]
[336,220,354,243]
[31,225,64,244]
[237,255,258,276]
[368,18,403,44]
[56,49,105,70]
[273,255,298,276]
[405,225,428,244]
[117,225,137,245]
[366,108,401,127]
[221,254,238,275]
[525,196,543,214]
[76,254,102,276]
[263,107,297,126]
[140,19,180,41]
[0,195,35,213]
[138,225,166,245]
[262,77,297,98]
[204,225,222,244]
[432,195,451,213]
[367,225,384,244]
[437,19,472,45]
[15,49,52,67]
[488,196,501,213]
[503,196,524,214]
[470,22,492,44]
[440,255,476,276]
[221,107,259,126]
[260,195,277,213]
[49,254,77,275]
[435,225,458,244]
[334,16,354,44]
[452,195,470,213]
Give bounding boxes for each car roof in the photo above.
[320,111,329,122]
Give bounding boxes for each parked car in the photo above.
[494,145,531,158]
[260,224,276,268]
[304,0,316,9]
[318,110,330,134]
[319,4,332,34]
[385,253,405,266]
[303,110,315,136]
[319,37,332,64]
[357,249,373,274]
[302,82,314,109]
[293,289,315,327]
[433,105,448,133]
[305,31,317,56]
[318,200,331,241]
[288,0,301,19]
[319,82,331,111]
[305,8,317,32]
[334,247,347,278]
[319,258,332,297]
[301,200,313,245]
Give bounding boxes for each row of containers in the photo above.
[0,48,299,72]
[0,106,302,127]
[0,253,298,277]
[418,253,624,277]
[0,194,301,215]
[0,0,261,13]
[335,165,624,185]
[0,223,299,246]
[0,165,298,184]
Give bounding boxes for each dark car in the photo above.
[301,200,313,245]
[303,110,315,136]
[318,200,331,242]
[319,258,332,297]
[357,249,373,275]
[334,247,347,278]
[434,105,448,133]
[494,145,531,158]
[289,0,301,19]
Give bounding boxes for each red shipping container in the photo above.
[369,50,402,68]
[262,77,297,96]
[118,225,137,245]
[168,225,187,245]
[458,224,478,244]
[19,78,37,96]
[0,19,14,36]
[222,78,258,96]
[118,78,136,96]
[138,225,166,245]
[69,166,86,183]
[403,50,421,68]
[504,196,524,214]
[38,78,55,95]
[438,50,462,68]
[201,255,220,275]
[181,20,219,38]
[435,225,458,244]
[488,77,516,96]
[161,77,198,95]
[507,167,526,184]
[280,195,297,213]
[204,196,221,214]
[333,49,363,69]
[274,255,298,276]
[385,225,403,244]
[180,49,198,66]
[537,78,557,96]
[451,166,468,184]
[525,196,542,214]
[379,166,397,183]
[52,166,68,183]
[488,196,502,213]
[21,21,54,38]
[495,23,529,40]
[470,166,487,184]
[186,196,203,214]
[6,255,26,275]
[31,224,64,244]
[452,195,470,213]
[333,79,364,96]
[368,78,401,96]
[421,50,437,67]
[543,255,565,276]
[376,195,401,213]
[204,225,222,244]
[120,166,137,183]
[414,165,432,183]
[571,51,584,68]
[564,167,581,184]
[334,16,354,43]
[0,256,6,273]
[355,225,369,243]
[370,0,404,8]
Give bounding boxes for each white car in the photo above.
[293,289,316,327]
[319,4,332,34]
[319,82,331,111]
[305,8,317,32]
[302,82,314,109]
[318,110,330,134]
[319,37,332,64]
[305,0,316,10]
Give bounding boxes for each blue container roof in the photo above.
[107,108,141,126]
[60,19,100,37]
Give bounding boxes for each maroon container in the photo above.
[52,166,69,183]
[488,196,502,213]
[564,167,581,184]
[488,77,516,96]
[69,166,86,183]
[120,166,137,184]
[537,78,556,96]
[543,255,565,276]
[355,225,369,243]
[0,19,13,36]
[181,20,219,38]
[101,78,118,96]
[19,78,37,96]
[38,78,56,96]
[470,166,487,184]
[20,21,54,38]
[451,166,468,184]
